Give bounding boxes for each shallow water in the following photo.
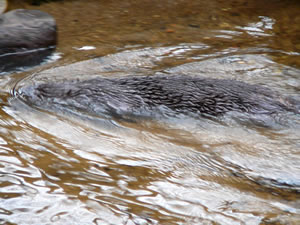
[1,0,300,224]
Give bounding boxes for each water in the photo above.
[1,0,300,224]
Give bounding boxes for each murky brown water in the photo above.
[1,0,300,224]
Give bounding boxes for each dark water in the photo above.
[1,0,300,224]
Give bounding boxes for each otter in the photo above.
[17,75,300,121]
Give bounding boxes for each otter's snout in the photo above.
[17,85,41,104]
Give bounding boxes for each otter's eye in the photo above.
[66,90,72,96]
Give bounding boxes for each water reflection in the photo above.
[236,16,275,37]
[2,93,300,224]
[1,0,300,224]
[5,47,300,223]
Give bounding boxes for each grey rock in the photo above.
[0,9,56,73]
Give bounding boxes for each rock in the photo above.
[0,9,56,73]
[31,0,63,6]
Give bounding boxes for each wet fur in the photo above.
[18,75,299,118]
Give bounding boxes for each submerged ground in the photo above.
[0,0,300,224]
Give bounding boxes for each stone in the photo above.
[0,9,56,73]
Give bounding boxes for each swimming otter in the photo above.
[17,75,299,119]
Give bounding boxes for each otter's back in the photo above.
[18,75,299,118]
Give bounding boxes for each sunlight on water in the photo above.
[4,46,300,224]
[236,16,275,37]
[1,0,300,224]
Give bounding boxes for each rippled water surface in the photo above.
[1,0,300,224]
